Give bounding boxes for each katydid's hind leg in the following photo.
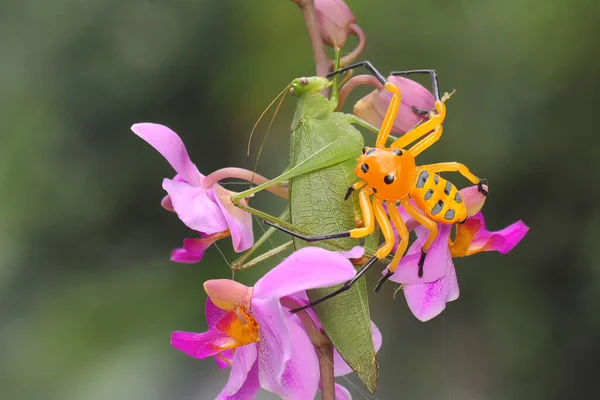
[290,197,396,312]
[327,61,401,148]
[265,187,375,242]
[290,255,380,313]
[401,199,439,278]
[389,69,441,101]
[327,61,387,86]
[419,162,488,195]
[375,201,411,292]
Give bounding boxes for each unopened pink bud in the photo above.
[315,0,356,48]
[203,279,253,310]
[354,75,435,135]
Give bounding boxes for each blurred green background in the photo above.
[1,0,599,399]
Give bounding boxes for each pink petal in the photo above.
[170,329,235,359]
[161,175,186,211]
[334,384,352,400]
[252,297,291,383]
[214,350,234,369]
[211,188,254,252]
[253,247,357,300]
[460,185,488,217]
[131,123,203,186]
[258,319,319,400]
[206,298,228,329]
[333,321,381,377]
[452,212,529,257]
[224,345,258,396]
[471,213,529,254]
[389,224,452,284]
[216,360,260,400]
[336,246,365,260]
[170,237,214,264]
[403,262,460,322]
[162,178,228,234]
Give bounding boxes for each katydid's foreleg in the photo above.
[230,209,290,270]
[232,241,293,271]
[264,187,375,242]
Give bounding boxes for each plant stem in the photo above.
[292,0,331,78]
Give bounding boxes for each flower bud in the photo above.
[354,75,436,135]
[314,0,356,48]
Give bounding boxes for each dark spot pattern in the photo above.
[431,199,444,215]
[433,175,439,184]
[424,189,434,200]
[361,163,369,173]
[392,149,403,156]
[366,148,376,156]
[384,174,395,184]
[444,181,452,195]
[372,187,378,193]
[444,209,455,220]
[416,171,429,188]
[362,147,367,154]
[455,192,463,203]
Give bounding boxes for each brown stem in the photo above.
[340,23,367,66]
[292,0,331,78]
[337,74,383,111]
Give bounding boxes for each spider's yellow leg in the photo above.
[375,82,402,148]
[372,197,396,259]
[402,199,438,250]
[390,100,446,150]
[349,187,375,238]
[406,124,443,157]
[385,202,410,273]
[418,162,482,185]
[374,201,410,292]
[401,199,439,278]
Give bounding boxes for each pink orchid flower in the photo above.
[387,186,529,322]
[131,123,255,263]
[341,75,435,134]
[171,246,379,399]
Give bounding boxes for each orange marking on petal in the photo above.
[216,308,260,348]
[450,218,482,258]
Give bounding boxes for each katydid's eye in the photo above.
[289,87,296,96]
[299,77,309,86]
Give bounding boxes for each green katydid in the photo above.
[230,62,392,392]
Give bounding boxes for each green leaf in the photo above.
[288,92,378,393]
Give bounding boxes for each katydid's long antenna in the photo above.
[247,82,292,156]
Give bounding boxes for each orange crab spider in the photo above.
[266,61,487,312]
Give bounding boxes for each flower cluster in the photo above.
[131,1,529,399]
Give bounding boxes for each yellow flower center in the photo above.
[216,307,260,349]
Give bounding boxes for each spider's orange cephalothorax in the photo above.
[356,147,417,201]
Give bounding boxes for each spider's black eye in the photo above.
[384,174,395,184]
[362,147,367,154]
[392,149,403,156]
[360,163,369,173]
[366,148,376,156]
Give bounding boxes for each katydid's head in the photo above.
[289,76,332,96]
